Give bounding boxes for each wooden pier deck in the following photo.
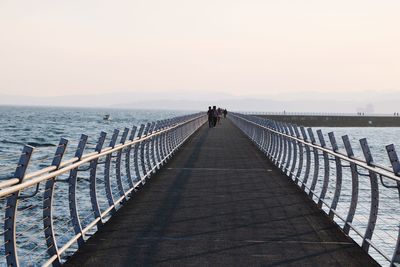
[65,119,379,266]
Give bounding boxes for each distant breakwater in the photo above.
[254,114,400,127]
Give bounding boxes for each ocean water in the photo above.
[0,106,400,265]
[0,106,192,179]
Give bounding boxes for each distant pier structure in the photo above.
[252,112,400,127]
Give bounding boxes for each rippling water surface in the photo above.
[0,106,191,178]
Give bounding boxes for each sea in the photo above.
[0,106,192,179]
[0,105,400,266]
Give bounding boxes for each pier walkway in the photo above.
[66,119,378,266]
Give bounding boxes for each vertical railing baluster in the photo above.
[166,121,173,157]
[115,128,129,201]
[148,122,156,173]
[284,124,293,175]
[300,127,311,190]
[328,132,342,219]
[68,134,88,247]
[276,123,284,168]
[159,121,167,161]
[125,126,137,190]
[43,138,68,266]
[279,124,288,171]
[272,123,280,163]
[166,120,172,158]
[154,121,162,168]
[342,135,359,235]
[134,124,145,183]
[141,123,151,179]
[289,125,298,180]
[316,130,329,208]
[294,126,303,185]
[104,129,119,211]
[359,138,379,252]
[89,131,107,227]
[307,128,319,198]
[4,145,34,267]
[259,125,266,152]
[269,121,276,158]
[385,144,400,265]
[268,126,275,160]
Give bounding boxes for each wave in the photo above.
[1,140,56,147]
[27,142,56,147]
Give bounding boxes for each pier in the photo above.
[65,119,377,266]
[253,113,400,127]
[1,112,400,266]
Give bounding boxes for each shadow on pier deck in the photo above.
[66,119,379,266]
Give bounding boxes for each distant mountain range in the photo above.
[1,91,399,113]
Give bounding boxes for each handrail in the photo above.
[0,114,204,193]
[235,114,400,183]
[230,112,400,266]
[0,112,207,266]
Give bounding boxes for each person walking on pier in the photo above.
[207,106,213,128]
[217,107,222,125]
[212,106,218,127]
[223,109,228,118]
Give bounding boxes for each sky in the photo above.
[0,1,399,110]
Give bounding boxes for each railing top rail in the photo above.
[232,113,400,183]
[0,113,205,197]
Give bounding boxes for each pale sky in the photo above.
[0,0,399,98]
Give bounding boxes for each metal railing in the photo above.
[0,113,207,266]
[230,113,400,266]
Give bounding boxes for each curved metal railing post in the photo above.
[342,135,359,235]
[385,144,400,265]
[43,138,69,266]
[159,121,167,161]
[134,124,145,184]
[269,122,275,160]
[328,132,342,219]
[154,122,162,168]
[104,129,119,211]
[307,128,319,198]
[289,125,298,180]
[4,145,34,267]
[279,124,288,171]
[316,129,330,208]
[68,134,88,248]
[272,122,280,163]
[283,124,292,175]
[300,127,311,190]
[359,138,379,252]
[259,124,266,153]
[115,128,129,201]
[125,126,137,189]
[263,122,271,155]
[294,126,303,185]
[263,123,270,156]
[171,120,178,153]
[276,123,284,168]
[166,121,174,157]
[141,123,151,180]
[89,131,107,228]
[148,122,157,174]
